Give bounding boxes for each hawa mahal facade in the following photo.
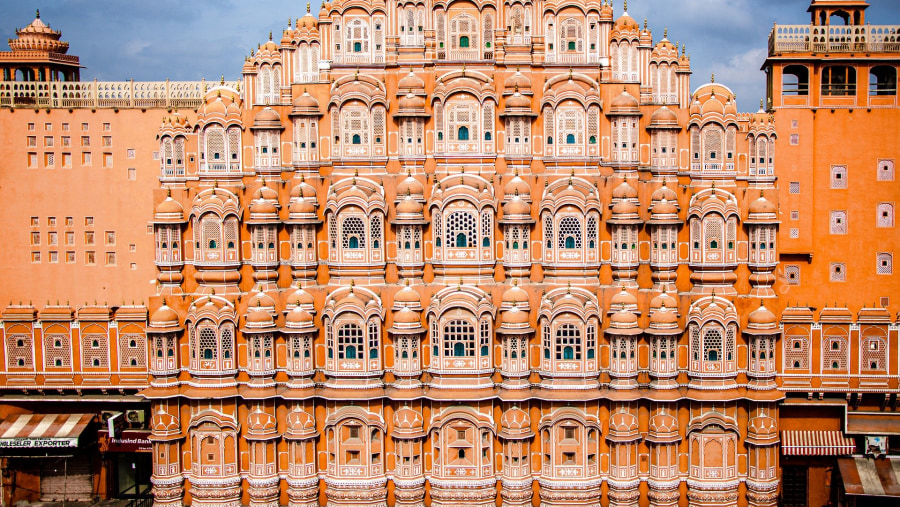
[0,1,898,506]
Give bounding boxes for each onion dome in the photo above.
[499,407,533,439]
[610,199,639,218]
[746,415,778,445]
[690,95,701,115]
[9,11,70,54]
[609,89,641,116]
[284,306,315,332]
[285,287,315,313]
[607,304,641,335]
[251,107,284,130]
[393,306,421,325]
[290,89,321,116]
[702,95,725,116]
[288,194,316,216]
[202,96,227,116]
[744,301,778,335]
[154,194,185,223]
[389,282,425,334]
[500,304,530,328]
[500,281,530,311]
[244,307,276,331]
[503,172,531,198]
[148,304,181,331]
[151,408,180,436]
[248,184,280,222]
[392,406,425,439]
[398,69,426,92]
[609,287,638,313]
[648,106,680,129]
[647,302,681,334]
[724,97,738,116]
[290,176,317,200]
[647,412,680,443]
[285,409,316,440]
[397,174,425,197]
[607,411,640,442]
[246,409,278,439]
[649,198,679,220]
[612,8,640,34]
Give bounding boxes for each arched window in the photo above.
[566,133,575,144]
[342,216,366,249]
[783,65,810,96]
[458,126,469,141]
[870,66,897,96]
[555,323,581,360]
[352,134,361,145]
[460,36,470,48]
[445,210,477,249]
[558,216,582,250]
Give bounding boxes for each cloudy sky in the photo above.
[3,0,899,111]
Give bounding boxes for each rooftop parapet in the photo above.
[0,79,241,109]
[769,23,900,56]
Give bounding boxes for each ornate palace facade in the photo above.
[0,1,898,506]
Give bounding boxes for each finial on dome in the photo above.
[354,68,359,80]
[644,19,648,30]
[682,44,686,56]
[405,278,410,287]
[711,73,715,83]
[307,2,311,13]
[269,31,273,41]
[566,281,571,294]
[513,278,518,286]
[664,27,668,39]
[166,187,171,197]
[220,75,225,85]
[624,0,628,12]
[349,280,354,293]
[36,9,40,19]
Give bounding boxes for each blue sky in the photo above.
[3,0,900,111]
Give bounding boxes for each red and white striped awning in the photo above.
[0,414,93,449]
[782,430,856,456]
[839,457,900,497]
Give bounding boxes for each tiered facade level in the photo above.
[0,1,897,506]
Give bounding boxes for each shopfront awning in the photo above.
[781,430,856,456]
[0,414,93,449]
[838,457,900,497]
[847,413,900,436]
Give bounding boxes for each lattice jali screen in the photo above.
[822,335,848,370]
[119,333,146,368]
[443,319,475,357]
[784,334,810,369]
[558,216,583,249]
[861,336,887,370]
[44,333,71,368]
[445,210,476,248]
[6,334,33,369]
[81,333,109,369]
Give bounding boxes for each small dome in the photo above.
[612,181,639,200]
[749,195,777,215]
[701,96,726,116]
[290,178,317,200]
[650,291,678,312]
[500,407,531,433]
[397,175,424,197]
[610,287,638,309]
[650,182,677,203]
[155,196,184,218]
[501,283,530,307]
[396,195,424,214]
[399,92,426,110]
[610,89,640,115]
[299,9,318,30]
[289,197,316,215]
[250,199,278,216]
[690,96,702,115]
[247,410,277,434]
[393,306,421,324]
[649,106,679,127]
[286,287,315,309]
[610,306,639,327]
[748,302,777,328]
[724,98,737,116]
[748,415,778,439]
[394,284,421,305]
[503,174,531,197]
[505,91,532,109]
[150,304,179,328]
[246,290,276,310]
[611,199,639,216]
[609,411,639,433]
[648,412,679,441]
[650,198,678,217]
[152,408,180,434]
[285,409,316,438]
[504,69,532,92]
[503,195,532,216]
[252,107,282,128]
[398,69,425,91]
[245,308,275,328]
[649,303,678,327]
[285,306,314,327]
[202,97,228,116]
[501,306,530,325]
[393,406,424,431]
[612,13,640,33]
[291,90,320,115]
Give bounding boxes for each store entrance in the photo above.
[113,452,151,499]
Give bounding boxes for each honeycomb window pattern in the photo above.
[81,333,109,368]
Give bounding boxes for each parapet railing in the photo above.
[0,79,241,109]
[769,24,900,55]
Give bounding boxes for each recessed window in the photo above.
[789,181,800,194]
[831,165,847,188]
[784,264,800,285]
[830,262,846,282]
[878,159,895,181]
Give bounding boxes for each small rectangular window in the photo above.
[81,122,89,132]
[61,136,71,147]
[81,136,90,147]
[85,217,94,227]
[102,136,112,147]
[830,262,846,282]
[785,264,800,285]
[82,152,92,166]
[27,153,38,168]
[877,253,893,275]
[62,153,72,168]
[44,123,52,132]
[66,251,76,263]
[877,203,894,228]
[105,231,116,246]
[102,123,111,132]
[65,231,74,245]
[830,166,847,189]
[44,153,55,168]
[789,181,800,194]
[31,252,41,263]
[85,231,95,245]
[878,159,895,181]
[103,153,113,168]
[26,136,36,147]
[27,123,35,131]
[44,136,53,147]
[47,217,56,227]
[105,252,116,266]
[127,167,136,180]
[790,134,799,145]
[48,251,58,263]
[126,148,135,159]
[790,210,800,221]
[61,123,69,132]
[65,217,73,227]
[85,251,96,265]
[31,232,40,246]
[47,232,58,246]
[30,217,39,227]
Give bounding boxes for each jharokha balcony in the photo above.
[769,23,900,56]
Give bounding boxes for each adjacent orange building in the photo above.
[0,1,896,506]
